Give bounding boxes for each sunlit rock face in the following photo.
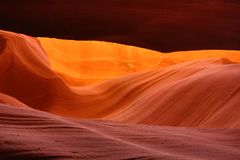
[0,30,240,159]
[38,37,240,86]
[38,37,162,85]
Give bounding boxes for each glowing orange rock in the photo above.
[0,30,240,128]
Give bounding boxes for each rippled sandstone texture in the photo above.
[0,30,240,159]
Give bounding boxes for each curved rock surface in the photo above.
[0,30,240,159]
